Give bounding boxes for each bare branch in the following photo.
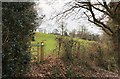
[97,0,104,6]
[85,2,113,35]
[114,1,120,12]
[51,6,78,20]
[84,12,112,36]
[75,3,90,10]
[102,0,113,16]
[92,5,110,16]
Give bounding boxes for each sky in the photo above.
[35,0,104,35]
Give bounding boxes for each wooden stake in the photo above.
[40,42,44,62]
[37,42,40,62]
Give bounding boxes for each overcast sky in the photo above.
[35,0,105,35]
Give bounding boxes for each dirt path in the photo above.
[25,56,119,79]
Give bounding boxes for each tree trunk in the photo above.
[112,29,120,72]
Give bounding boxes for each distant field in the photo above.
[31,32,96,57]
[31,32,57,56]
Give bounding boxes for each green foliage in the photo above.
[31,32,118,72]
[61,37,74,61]
[55,36,118,72]
[96,46,106,68]
[2,2,38,77]
[56,36,95,61]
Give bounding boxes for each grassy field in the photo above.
[31,32,57,56]
[31,32,96,57]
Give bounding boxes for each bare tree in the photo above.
[75,0,120,69]
[70,29,77,38]
[52,28,60,35]
[53,0,120,69]
[59,21,67,36]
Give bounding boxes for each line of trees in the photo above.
[69,26,100,41]
[52,26,100,41]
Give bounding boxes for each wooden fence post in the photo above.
[40,42,44,62]
[37,42,40,62]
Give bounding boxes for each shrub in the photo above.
[55,36,118,72]
[61,37,74,61]
[2,2,38,77]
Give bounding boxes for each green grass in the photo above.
[62,36,95,48]
[31,32,96,57]
[31,32,57,56]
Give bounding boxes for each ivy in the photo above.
[2,2,38,77]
